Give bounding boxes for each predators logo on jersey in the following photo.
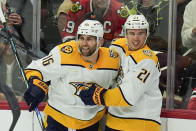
[69,82,97,96]
[61,45,73,54]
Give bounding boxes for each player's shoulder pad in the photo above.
[111,38,127,53]
[100,47,120,59]
[99,47,120,69]
[57,41,80,64]
[70,1,83,13]
[58,41,77,55]
[131,45,158,64]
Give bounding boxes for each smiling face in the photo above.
[126,29,148,51]
[78,35,99,57]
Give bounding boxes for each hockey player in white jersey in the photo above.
[23,19,120,131]
[79,14,162,131]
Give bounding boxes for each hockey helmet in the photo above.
[124,14,150,36]
[77,20,104,40]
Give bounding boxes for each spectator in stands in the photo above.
[181,0,196,109]
[176,0,191,53]
[0,28,26,101]
[181,0,196,51]
[57,0,75,34]
[61,0,127,47]
[6,0,33,48]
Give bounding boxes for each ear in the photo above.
[125,35,128,40]
[98,37,104,47]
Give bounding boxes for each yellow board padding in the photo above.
[24,69,43,80]
[103,87,130,106]
[44,104,106,129]
[106,113,161,131]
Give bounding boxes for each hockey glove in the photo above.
[24,77,49,112]
[79,83,106,105]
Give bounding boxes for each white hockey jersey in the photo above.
[24,41,120,129]
[105,38,162,131]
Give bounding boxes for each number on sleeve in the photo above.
[137,69,150,83]
[42,55,54,66]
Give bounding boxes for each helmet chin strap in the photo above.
[87,39,100,57]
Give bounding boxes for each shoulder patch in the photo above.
[109,49,119,58]
[143,49,152,57]
[117,6,129,18]
[61,45,73,54]
[70,2,82,13]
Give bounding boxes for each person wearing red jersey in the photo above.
[57,0,77,34]
[62,0,128,47]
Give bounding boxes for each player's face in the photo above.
[78,35,98,57]
[126,29,147,51]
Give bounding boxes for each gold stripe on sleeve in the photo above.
[104,88,130,106]
[24,69,43,80]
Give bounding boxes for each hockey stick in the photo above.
[0,82,21,131]
[0,3,45,131]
